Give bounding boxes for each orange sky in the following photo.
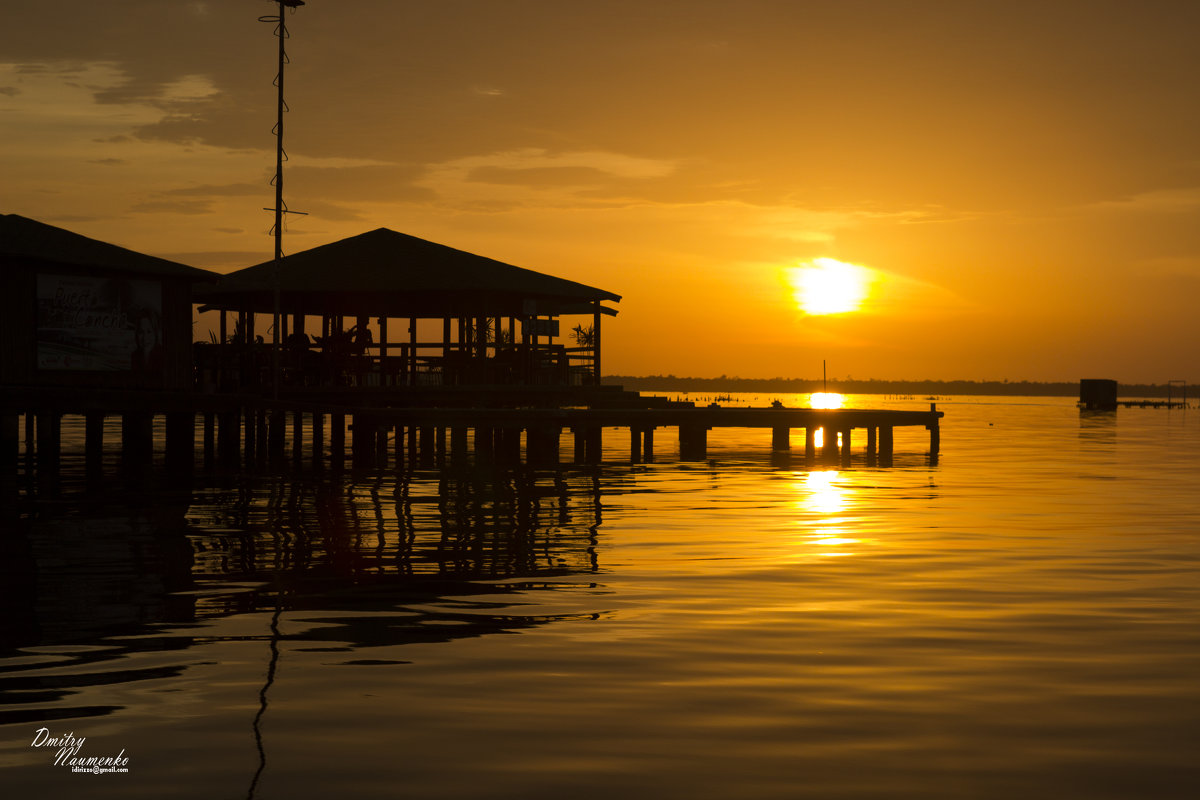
[3,1,1199,382]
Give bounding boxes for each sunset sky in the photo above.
[3,0,1199,382]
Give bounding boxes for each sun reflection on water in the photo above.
[796,470,862,557]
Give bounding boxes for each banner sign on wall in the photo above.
[36,274,164,371]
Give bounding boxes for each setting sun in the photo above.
[789,258,870,315]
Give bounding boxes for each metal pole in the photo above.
[272,1,286,400]
[260,0,305,400]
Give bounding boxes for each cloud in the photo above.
[467,165,614,188]
[161,182,264,197]
[1085,187,1200,214]
[130,198,212,215]
[0,86,18,96]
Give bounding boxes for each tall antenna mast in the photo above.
[259,0,306,399]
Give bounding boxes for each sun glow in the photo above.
[789,258,870,315]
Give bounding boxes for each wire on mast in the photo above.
[259,0,306,400]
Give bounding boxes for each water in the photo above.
[1,395,1198,799]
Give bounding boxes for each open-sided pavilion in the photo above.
[195,228,621,399]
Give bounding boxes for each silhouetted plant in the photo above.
[571,324,595,348]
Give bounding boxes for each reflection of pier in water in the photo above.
[186,466,603,601]
[0,465,605,733]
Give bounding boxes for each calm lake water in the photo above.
[1,394,1198,799]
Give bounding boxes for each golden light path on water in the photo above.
[797,470,862,558]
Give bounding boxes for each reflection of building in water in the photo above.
[185,466,604,616]
[0,500,196,650]
[0,467,606,729]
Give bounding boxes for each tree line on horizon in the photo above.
[602,375,1195,398]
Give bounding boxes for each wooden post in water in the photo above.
[312,411,325,469]
[879,426,894,464]
[528,426,561,467]
[352,413,376,470]
[804,427,816,460]
[820,425,837,462]
[120,411,152,478]
[165,411,195,478]
[203,411,216,470]
[772,426,789,452]
[475,426,495,462]
[419,426,435,468]
[840,428,852,467]
[573,427,587,463]
[291,411,304,466]
[2,411,19,503]
[377,424,391,469]
[257,409,271,464]
[644,427,655,462]
[330,412,345,470]
[243,407,256,466]
[679,425,708,461]
[451,426,467,464]
[85,412,105,479]
[36,412,62,483]
[928,404,940,460]
[218,408,240,466]
[629,427,642,463]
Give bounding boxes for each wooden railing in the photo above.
[194,341,599,392]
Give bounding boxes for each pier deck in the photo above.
[2,386,942,498]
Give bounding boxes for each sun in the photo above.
[789,258,870,315]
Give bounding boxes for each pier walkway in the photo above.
[2,386,942,497]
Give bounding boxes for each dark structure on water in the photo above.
[2,216,943,503]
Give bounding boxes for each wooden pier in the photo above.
[2,386,942,500]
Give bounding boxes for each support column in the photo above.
[419,426,435,468]
[644,427,655,462]
[218,408,240,466]
[203,411,216,469]
[243,407,256,465]
[1,411,18,506]
[35,412,62,482]
[165,411,195,478]
[772,426,789,452]
[593,300,602,385]
[451,426,467,463]
[820,426,838,462]
[255,408,269,465]
[352,413,376,470]
[120,412,152,476]
[679,425,708,461]
[805,426,816,460]
[268,410,285,464]
[528,426,561,467]
[630,427,642,463]
[312,412,325,469]
[928,423,940,460]
[840,428,852,467]
[475,426,495,461]
[879,426,894,464]
[85,412,105,478]
[330,412,345,471]
[292,411,304,465]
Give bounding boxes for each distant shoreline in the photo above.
[603,375,1196,399]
